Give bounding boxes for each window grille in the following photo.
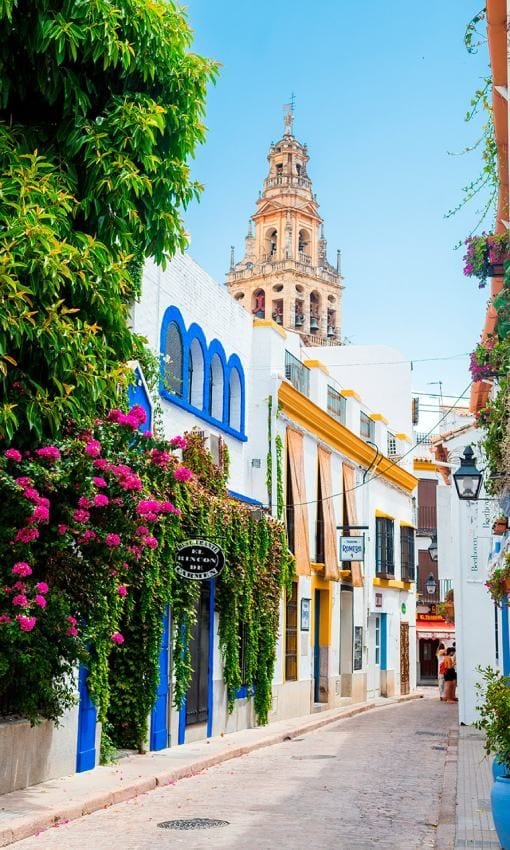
[285,350,310,397]
[375,517,395,576]
[360,411,374,442]
[400,526,416,581]
[327,386,346,424]
[285,583,298,681]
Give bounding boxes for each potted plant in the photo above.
[463,232,510,288]
[475,666,510,849]
[492,516,509,535]
[437,588,454,623]
[486,554,510,604]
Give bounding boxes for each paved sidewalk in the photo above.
[0,692,421,847]
[436,721,500,850]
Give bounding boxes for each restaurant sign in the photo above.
[175,538,225,581]
[339,535,365,562]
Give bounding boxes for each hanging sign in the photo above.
[175,538,225,580]
[339,535,365,562]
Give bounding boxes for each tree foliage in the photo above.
[0,0,217,444]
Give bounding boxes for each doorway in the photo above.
[367,615,381,699]
[339,588,353,697]
[419,638,439,682]
[313,589,328,704]
[185,583,211,728]
[400,622,410,695]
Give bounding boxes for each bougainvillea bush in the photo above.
[463,232,510,287]
[0,405,187,725]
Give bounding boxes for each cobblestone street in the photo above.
[15,697,456,850]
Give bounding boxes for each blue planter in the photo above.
[491,775,510,849]
[493,758,507,780]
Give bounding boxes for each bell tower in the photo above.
[226,105,343,344]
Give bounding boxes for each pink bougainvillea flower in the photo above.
[12,594,29,607]
[16,615,36,632]
[122,562,130,570]
[12,581,26,591]
[84,440,102,457]
[80,530,97,543]
[78,496,91,509]
[136,526,149,536]
[4,448,22,462]
[23,487,40,502]
[129,545,142,558]
[67,615,77,626]
[12,562,32,578]
[15,527,39,544]
[159,501,178,514]
[34,495,50,508]
[174,466,192,483]
[66,626,79,637]
[35,582,49,594]
[0,615,11,624]
[143,430,153,438]
[118,473,143,491]
[110,632,125,645]
[34,595,47,608]
[73,509,90,524]
[117,585,128,597]
[150,449,171,468]
[170,435,187,450]
[129,404,147,425]
[57,524,69,536]
[93,458,109,471]
[105,533,121,547]
[93,477,107,488]
[32,504,50,523]
[15,477,32,488]
[143,536,158,550]
[35,446,61,461]
[111,497,124,507]
[107,409,123,423]
[136,499,160,516]
[93,493,109,507]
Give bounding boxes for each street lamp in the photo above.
[428,535,438,562]
[425,572,437,596]
[453,446,483,501]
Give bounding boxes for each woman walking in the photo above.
[436,642,447,701]
[443,647,457,704]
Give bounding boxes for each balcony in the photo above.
[263,174,312,192]
[417,505,437,536]
[417,577,453,606]
[285,350,310,397]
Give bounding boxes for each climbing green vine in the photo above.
[275,434,284,522]
[266,396,273,508]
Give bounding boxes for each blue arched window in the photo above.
[228,368,242,432]
[164,321,183,397]
[188,336,205,409]
[209,353,224,421]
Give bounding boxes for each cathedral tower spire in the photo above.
[226,110,343,345]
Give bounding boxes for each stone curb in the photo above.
[0,692,422,847]
[434,724,459,850]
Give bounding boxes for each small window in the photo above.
[285,583,298,681]
[375,517,395,576]
[164,321,183,397]
[375,616,381,665]
[209,353,224,420]
[228,368,242,431]
[327,386,346,425]
[360,412,375,442]
[188,337,205,408]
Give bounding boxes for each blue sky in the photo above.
[183,1,492,428]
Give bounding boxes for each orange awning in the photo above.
[416,621,455,640]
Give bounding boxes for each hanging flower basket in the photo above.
[486,555,510,604]
[463,233,510,288]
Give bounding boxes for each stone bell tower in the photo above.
[226,104,343,344]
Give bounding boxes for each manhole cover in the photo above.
[415,731,447,738]
[157,818,229,831]
[292,755,336,760]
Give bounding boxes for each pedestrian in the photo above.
[436,642,447,701]
[443,647,457,704]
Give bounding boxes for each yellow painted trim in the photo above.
[311,576,332,645]
[369,412,389,425]
[413,460,441,472]
[340,388,362,402]
[278,383,418,494]
[399,520,416,528]
[338,569,352,581]
[373,577,413,591]
[395,433,411,442]
[303,359,329,375]
[375,509,395,519]
[253,318,287,338]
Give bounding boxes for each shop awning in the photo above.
[416,620,455,641]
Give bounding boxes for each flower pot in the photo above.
[491,775,510,849]
[493,758,507,780]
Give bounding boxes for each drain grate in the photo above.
[292,754,336,760]
[157,818,229,831]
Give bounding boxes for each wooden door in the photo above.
[186,584,210,726]
[419,638,439,680]
[400,622,410,695]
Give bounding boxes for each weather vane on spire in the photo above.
[283,92,295,136]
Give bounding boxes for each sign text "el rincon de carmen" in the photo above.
[175,538,225,581]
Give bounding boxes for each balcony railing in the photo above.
[285,350,310,397]
[264,175,312,191]
[226,257,341,287]
[417,505,437,535]
[417,578,453,605]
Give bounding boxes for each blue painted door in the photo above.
[150,606,170,750]
[127,368,152,430]
[76,665,97,772]
[314,590,321,702]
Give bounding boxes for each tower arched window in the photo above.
[252,288,266,319]
[209,353,224,421]
[164,321,183,397]
[310,290,321,334]
[298,229,310,261]
[188,336,205,408]
[265,228,278,259]
[228,368,242,431]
